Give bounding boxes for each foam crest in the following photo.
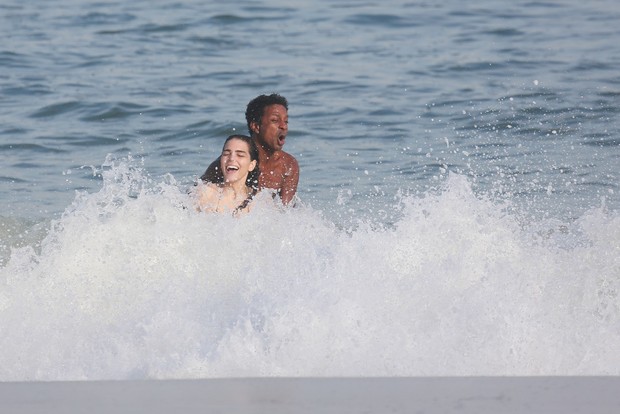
[0,161,618,380]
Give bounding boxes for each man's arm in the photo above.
[280,156,299,205]
[200,157,223,183]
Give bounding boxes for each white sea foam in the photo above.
[0,159,618,381]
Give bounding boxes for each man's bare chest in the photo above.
[259,169,286,188]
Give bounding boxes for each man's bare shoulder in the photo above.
[273,150,299,179]
[278,150,299,169]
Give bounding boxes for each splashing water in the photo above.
[0,158,618,381]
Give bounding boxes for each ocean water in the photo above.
[1,0,619,381]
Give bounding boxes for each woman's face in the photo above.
[220,138,257,185]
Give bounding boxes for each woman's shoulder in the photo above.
[194,182,221,211]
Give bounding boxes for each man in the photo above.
[201,94,299,205]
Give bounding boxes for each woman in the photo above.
[195,134,260,215]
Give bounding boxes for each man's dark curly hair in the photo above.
[245,93,288,134]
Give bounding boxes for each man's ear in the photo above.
[249,160,257,172]
[250,121,260,135]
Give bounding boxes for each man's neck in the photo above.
[254,136,279,163]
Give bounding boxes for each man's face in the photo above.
[253,104,288,152]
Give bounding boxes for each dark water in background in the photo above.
[1,0,620,381]
[2,0,619,220]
